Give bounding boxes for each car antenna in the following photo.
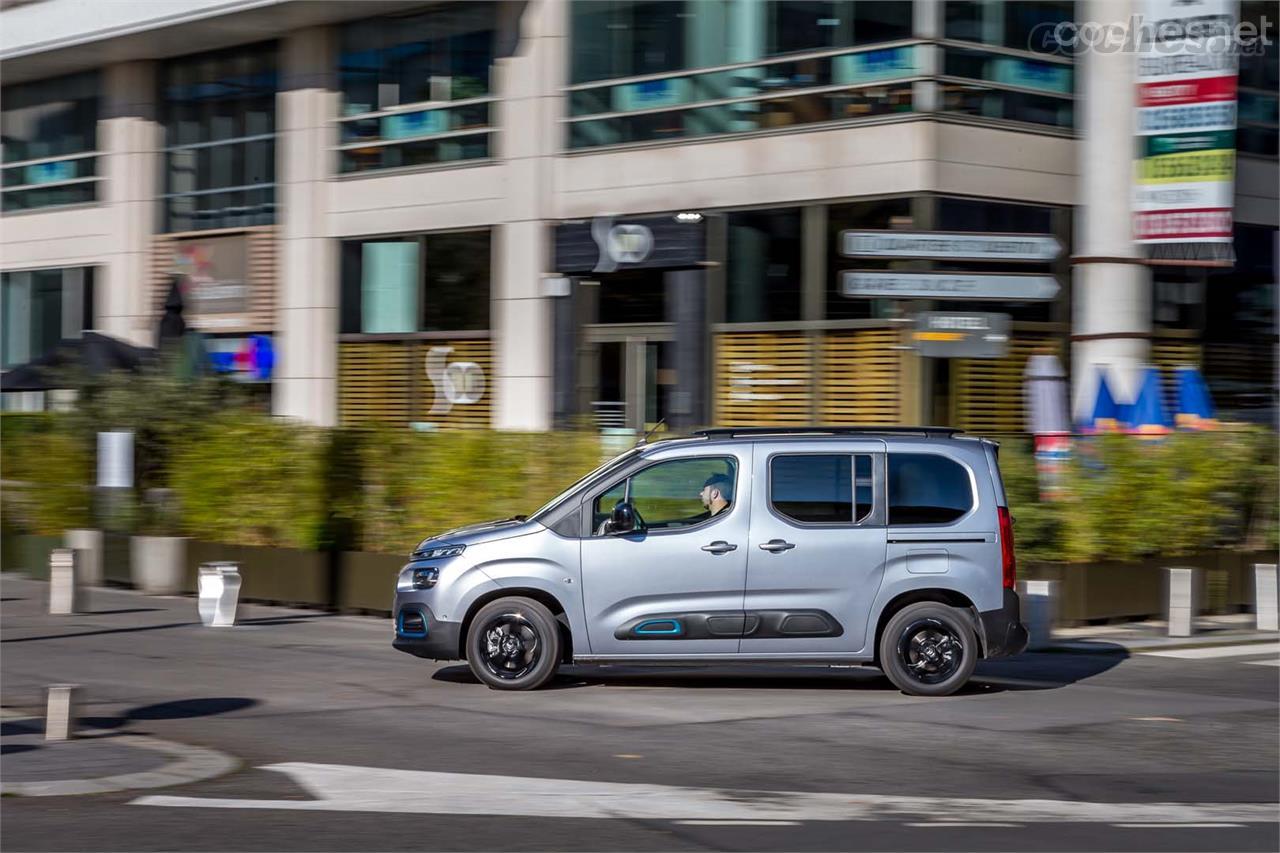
[636,418,666,447]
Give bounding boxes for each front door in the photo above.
[580,450,751,657]
[741,444,889,656]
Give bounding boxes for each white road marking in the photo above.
[1113,823,1246,829]
[905,822,1021,828]
[131,763,1280,825]
[1141,642,1280,660]
[1244,659,1280,667]
[676,820,800,826]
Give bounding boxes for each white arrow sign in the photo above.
[842,272,1061,301]
[133,763,1280,825]
[842,231,1063,261]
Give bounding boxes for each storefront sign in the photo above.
[913,312,1010,358]
[1133,0,1238,244]
[207,335,274,381]
[841,231,1062,261]
[555,214,707,273]
[841,271,1060,301]
[173,235,249,314]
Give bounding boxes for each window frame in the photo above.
[585,453,742,538]
[765,449,886,529]
[886,450,979,528]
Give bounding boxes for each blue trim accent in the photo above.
[397,609,429,638]
[634,619,682,635]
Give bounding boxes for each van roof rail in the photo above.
[690,426,965,440]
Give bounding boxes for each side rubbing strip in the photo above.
[616,610,842,640]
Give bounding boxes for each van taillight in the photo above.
[998,506,1016,589]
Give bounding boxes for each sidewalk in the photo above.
[1047,613,1280,653]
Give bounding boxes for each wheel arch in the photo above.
[459,587,575,663]
[871,588,982,665]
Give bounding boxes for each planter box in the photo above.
[66,529,104,586]
[1,533,64,579]
[131,536,189,594]
[339,551,406,613]
[185,541,329,606]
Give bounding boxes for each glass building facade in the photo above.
[0,72,100,212]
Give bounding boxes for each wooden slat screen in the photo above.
[339,338,493,429]
[819,329,903,426]
[952,335,1063,435]
[1152,338,1203,415]
[150,226,277,333]
[713,332,813,426]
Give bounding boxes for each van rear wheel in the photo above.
[466,597,561,691]
[879,602,977,697]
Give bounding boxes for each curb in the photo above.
[1045,635,1280,654]
[0,729,239,797]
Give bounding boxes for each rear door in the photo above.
[740,442,888,656]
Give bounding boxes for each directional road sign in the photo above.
[841,231,1063,261]
[913,312,1011,358]
[841,271,1061,301]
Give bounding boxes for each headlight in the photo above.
[413,543,466,560]
[412,567,440,590]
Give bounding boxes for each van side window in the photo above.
[888,453,972,525]
[770,454,873,524]
[592,456,737,534]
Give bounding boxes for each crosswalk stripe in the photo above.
[1244,658,1280,667]
[132,762,1280,825]
[1141,642,1280,660]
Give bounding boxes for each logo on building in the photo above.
[425,346,485,416]
[589,216,654,273]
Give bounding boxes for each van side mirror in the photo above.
[609,500,637,534]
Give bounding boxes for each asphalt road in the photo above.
[2,575,1277,852]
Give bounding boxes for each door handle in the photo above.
[758,539,796,553]
[701,541,738,555]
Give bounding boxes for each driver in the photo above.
[696,472,733,520]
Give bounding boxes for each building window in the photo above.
[1238,3,1278,157]
[1,72,100,212]
[726,208,802,323]
[940,1,1075,130]
[827,197,913,320]
[888,453,972,525]
[1,267,94,368]
[338,2,499,173]
[340,230,490,334]
[160,43,277,232]
[566,0,917,149]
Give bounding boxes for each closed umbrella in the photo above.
[1175,365,1217,429]
[1128,366,1173,436]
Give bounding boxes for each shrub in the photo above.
[0,413,93,535]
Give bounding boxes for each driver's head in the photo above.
[700,473,733,511]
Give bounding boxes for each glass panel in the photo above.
[422,231,490,331]
[361,241,419,334]
[1,71,99,164]
[339,132,490,173]
[770,454,853,524]
[596,269,666,323]
[726,207,802,323]
[2,182,96,212]
[943,47,1072,94]
[888,453,973,525]
[939,81,1073,128]
[768,1,911,56]
[626,456,737,531]
[944,0,1074,53]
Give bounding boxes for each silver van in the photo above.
[392,427,1028,697]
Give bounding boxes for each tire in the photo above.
[466,597,561,691]
[878,602,978,697]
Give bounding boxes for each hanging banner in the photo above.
[1133,0,1239,244]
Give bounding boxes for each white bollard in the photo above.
[198,562,242,627]
[1255,563,1278,632]
[1018,579,1058,651]
[1166,567,1197,638]
[45,684,80,741]
[48,548,84,615]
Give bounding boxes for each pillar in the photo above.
[491,0,563,430]
[99,61,160,347]
[667,270,707,430]
[274,27,339,425]
[1071,0,1152,419]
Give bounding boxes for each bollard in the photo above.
[65,529,104,586]
[1165,567,1197,638]
[198,562,242,627]
[1255,563,1278,632]
[1018,579,1057,651]
[45,684,80,741]
[48,548,84,615]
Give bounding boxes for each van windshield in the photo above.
[528,445,645,522]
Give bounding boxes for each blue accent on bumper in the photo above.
[635,619,683,635]
[397,608,429,638]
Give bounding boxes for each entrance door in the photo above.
[741,444,889,657]
[579,450,751,657]
[589,336,675,432]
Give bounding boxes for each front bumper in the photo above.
[977,588,1029,658]
[391,603,463,661]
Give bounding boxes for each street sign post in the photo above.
[841,231,1062,261]
[841,271,1060,301]
[913,312,1011,358]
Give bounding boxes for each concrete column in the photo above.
[491,0,563,430]
[274,27,339,426]
[667,269,707,430]
[99,61,160,347]
[1071,0,1152,419]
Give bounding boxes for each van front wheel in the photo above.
[879,602,977,697]
[466,597,561,690]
